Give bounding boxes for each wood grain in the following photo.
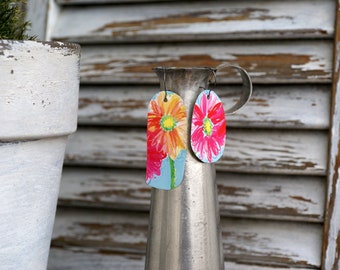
[48,248,145,270]
[49,208,323,268]
[78,84,331,129]
[52,0,334,42]
[64,128,328,175]
[56,0,177,4]
[59,167,326,222]
[221,218,322,268]
[48,248,317,270]
[322,0,340,269]
[79,41,332,84]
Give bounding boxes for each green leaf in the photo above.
[0,0,36,40]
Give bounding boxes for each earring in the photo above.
[146,69,187,190]
[191,71,226,163]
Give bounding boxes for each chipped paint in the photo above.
[94,8,292,36]
[0,138,69,269]
[322,1,340,269]
[52,1,335,42]
[79,42,332,84]
[50,209,323,268]
[0,40,80,140]
[289,196,316,204]
[63,128,328,176]
[76,85,330,129]
[59,168,325,222]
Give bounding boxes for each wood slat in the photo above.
[64,128,328,175]
[26,0,49,40]
[48,248,318,270]
[223,262,318,270]
[56,0,178,4]
[47,247,318,270]
[79,41,332,84]
[218,173,325,222]
[78,84,331,129]
[52,0,334,42]
[322,0,340,269]
[59,167,326,222]
[49,208,323,268]
[221,218,322,268]
[48,248,145,270]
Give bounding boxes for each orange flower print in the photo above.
[146,91,187,190]
[147,91,187,159]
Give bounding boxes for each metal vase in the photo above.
[145,67,224,270]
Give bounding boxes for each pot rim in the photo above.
[0,39,80,55]
[0,39,80,140]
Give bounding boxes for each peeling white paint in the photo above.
[0,40,80,140]
[0,138,67,270]
[52,0,335,41]
[0,40,80,269]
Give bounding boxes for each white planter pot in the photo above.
[0,40,80,270]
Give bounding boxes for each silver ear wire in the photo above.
[163,67,168,102]
[207,69,217,99]
[199,69,217,99]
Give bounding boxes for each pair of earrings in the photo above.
[146,73,226,190]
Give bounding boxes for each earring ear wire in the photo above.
[205,69,217,99]
[163,67,168,102]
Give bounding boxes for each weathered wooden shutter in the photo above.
[27,0,340,269]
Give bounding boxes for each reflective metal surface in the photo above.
[216,64,253,114]
[146,67,223,270]
[145,67,252,270]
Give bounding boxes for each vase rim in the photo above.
[153,66,216,72]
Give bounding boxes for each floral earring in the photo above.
[146,72,187,190]
[190,72,226,163]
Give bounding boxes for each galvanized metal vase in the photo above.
[145,66,251,270]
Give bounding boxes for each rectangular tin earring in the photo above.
[146,71,187,190]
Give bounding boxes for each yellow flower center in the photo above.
[203,117,213,136]
[161,115,177,132]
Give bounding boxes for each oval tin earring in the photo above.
[191,69,226,163]
[146,67,187,190]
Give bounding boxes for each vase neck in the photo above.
[154,67,213,98]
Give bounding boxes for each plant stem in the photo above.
[169,158,176,189]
